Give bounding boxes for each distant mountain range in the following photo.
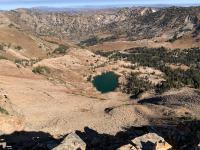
[2,6,200,42]
[30,3,200,11]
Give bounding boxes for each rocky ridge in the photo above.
[1,121,200,150]
[3,7,200,41]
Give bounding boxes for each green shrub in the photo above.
[0,55,7,60]
[0,44,3,51]
[15,59,30,67]
[79,36,117,47]
[0,107,9,115]
[8,23,15,28]
[32,66,50,74]
[15,46,22,50]
[79,36,99,47]
[105,47,200,94]
[121,73,152,98]
[53,44,69,54]
[168,35,178,43]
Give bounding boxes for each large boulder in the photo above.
[53,133,86,150]
[0,139,6,149]
[118,133,172,150]
[132,133,172,150]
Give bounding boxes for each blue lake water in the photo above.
[92,71,119,93]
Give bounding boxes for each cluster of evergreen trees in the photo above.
[95,47,200,97]
[53,44,69,54]
[79,36,117,47]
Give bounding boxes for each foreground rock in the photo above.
[0,139,6,149]
[132,133,172,150]
[53,133,86,150]
[118,133,172,150]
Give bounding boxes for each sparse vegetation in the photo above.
[97,47,200,95]
[46,40,58,44]
[0,44,3,50]
[0,107,9,115]
[121,73,152,98]
[0,55,7,60]
[167,34,179,43]
[79,36,99,47]
[15,59,29,67]
[8,23,15,28]
[0,43,8,51]
[79,35,117,47]
[53,44,69,54]
[95,50,115,58]
[15,45,22,50]
[48,31,56,36]
[32,66,50,74]
[15,59,40,67]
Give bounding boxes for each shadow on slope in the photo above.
[138,96,163,105]
[138,90,200,106]
[76,126,148,150]
[0,131,64,150]
[0,120,199,150]
[76,120,200,150]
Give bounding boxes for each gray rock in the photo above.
[117,144,141,150]
[195,143,200,150]
[52,133,86,150]
[0,140,6,149]
[131,133,172,150]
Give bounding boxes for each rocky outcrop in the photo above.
[118,133,172,150]
[132,133,172,150]
[50,121,200,150]
[0,131,6,149]
[118,144,137,150]
[1,121,200,150]
[140,8,155,16]
[51,132,172,150]
[52,133,86,150]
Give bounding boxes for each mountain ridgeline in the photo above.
[4,6,200,41]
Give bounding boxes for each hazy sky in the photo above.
[0,0,200,10]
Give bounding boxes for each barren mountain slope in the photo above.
[1,53,199,136]
[4,7,200,43]
[0,12,78,60]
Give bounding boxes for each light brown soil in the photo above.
[0,49,199,137]
[0,59,151,135]
[88,36,200,52]
[0,26,47,58]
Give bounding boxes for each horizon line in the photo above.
[1,3,200,11]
